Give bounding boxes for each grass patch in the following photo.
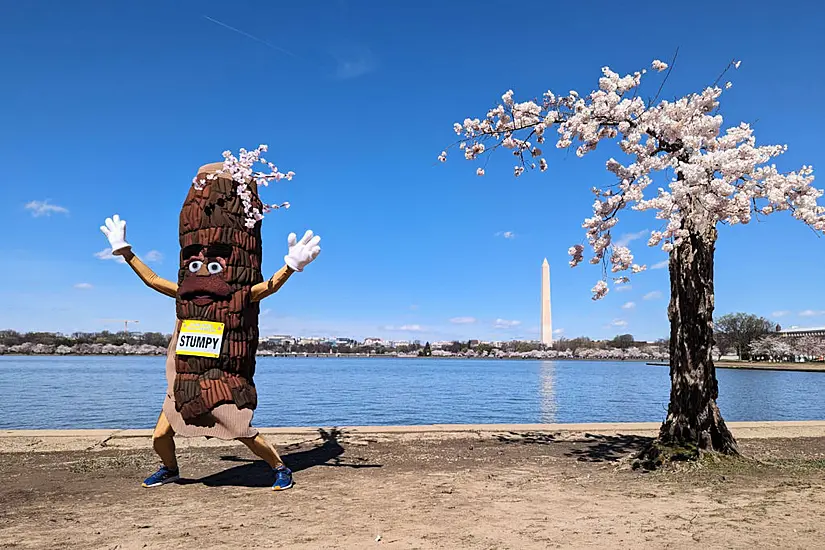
[689,453,825,477]
[632,440,699,471]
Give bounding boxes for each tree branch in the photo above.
[650,47,680,107]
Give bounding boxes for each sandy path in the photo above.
[1,428,824,549]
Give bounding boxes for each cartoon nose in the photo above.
[196,263,210,276]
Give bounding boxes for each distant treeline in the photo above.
[0,329,674,360]
[258,340,426,355]
[0,330,171,348]
[0,330,666,356]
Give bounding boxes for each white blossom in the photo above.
[793,335,825,358]
[749,336,794,360]
[568,244,584,267]
[591,280,609,300]
[444,57,824,299]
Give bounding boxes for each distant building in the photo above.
[388,340,411,348]
[363,337,385,347]
[259,334,295,345]
[334,337,358,347]
[777,326,825,338]
[541,259,553,346]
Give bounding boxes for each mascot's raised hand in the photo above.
[284,230,321,272]
[100,214,132,255]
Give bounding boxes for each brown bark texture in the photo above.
[659,221,738,454]
[174,174,264,422]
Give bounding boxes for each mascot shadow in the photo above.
[177,427,381,488]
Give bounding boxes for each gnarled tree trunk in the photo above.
[658,221,738,455]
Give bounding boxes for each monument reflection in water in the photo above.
[539,361,557,423]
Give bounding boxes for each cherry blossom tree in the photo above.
[442,56,825,458]
[791,335,825,360]
[749,336,793,362]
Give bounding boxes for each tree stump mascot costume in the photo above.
[100,148,320,491]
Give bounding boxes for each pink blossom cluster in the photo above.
[591,280,609,300]
[446,58,824,299]
[749,335,825,360]
[192,144,293,228]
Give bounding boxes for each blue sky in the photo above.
[1,0,823,343]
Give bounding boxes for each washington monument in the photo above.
[541,258,553,346]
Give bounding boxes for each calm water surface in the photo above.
[1,356,823,429]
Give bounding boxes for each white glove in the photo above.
[99,214,132,255]
[284,230,321,272]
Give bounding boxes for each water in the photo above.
[0,356,823,430]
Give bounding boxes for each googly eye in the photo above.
[207,261,223,274]
[188,261,203,273]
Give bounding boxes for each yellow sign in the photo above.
[175,320,225,358]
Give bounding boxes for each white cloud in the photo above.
[552,328,564,336]
[610,319,628,327]
[643,291,663,300]
[614,285,633,293]
[94,248,126,264]
[450,317,477,324]
[331,45,377,79]
[144,250,163,263]
[494,231,516,239]
[614,230,649,248]
[25,200,69,217]
[622,301,636,310]
[799,310,825,317]
[494,318,521,329]
[74,283,93,290]
[771,310,791,318]
[383,324,424,332]
[336,58,375,79]
[261,309,272,317]
[651,260,669,270]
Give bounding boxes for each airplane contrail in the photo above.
[202,15,298,58]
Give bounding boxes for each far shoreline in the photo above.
[0,353,662,362]
[713,360,825,373]
[2,353,823,372]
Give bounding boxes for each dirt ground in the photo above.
[1,429,824,550]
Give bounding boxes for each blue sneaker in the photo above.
[272,465,293,491]
[142,465,180,488]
